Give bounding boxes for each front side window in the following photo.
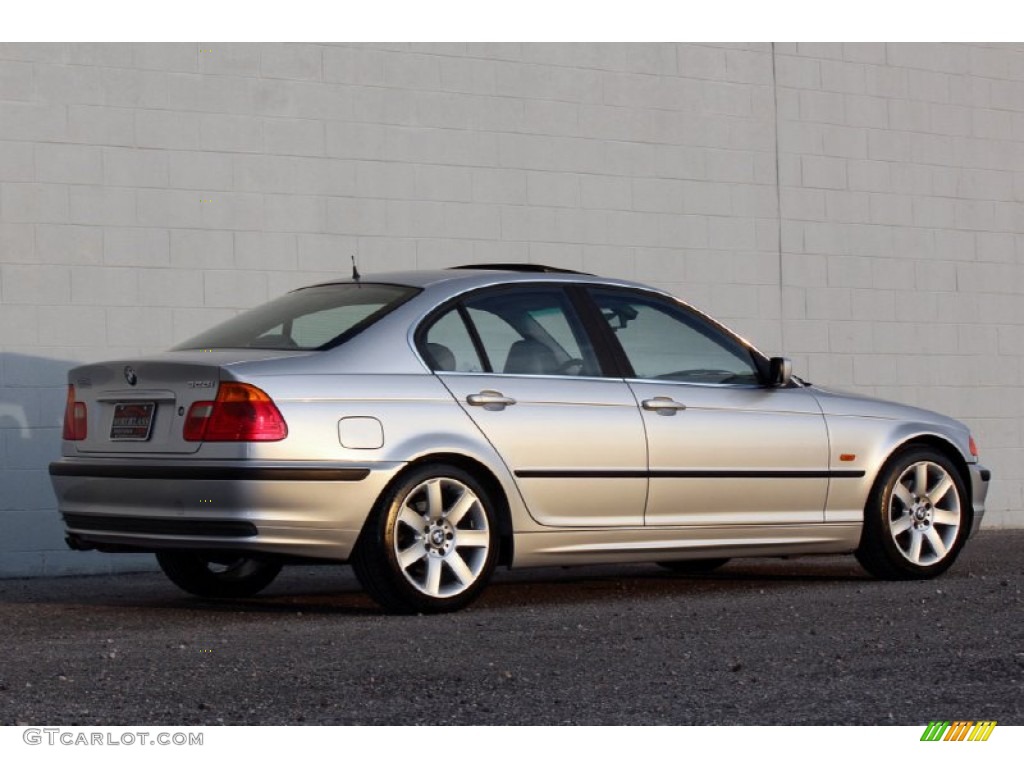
[589,289,760,385]
[419,287,599,377]
[175,284,417,351]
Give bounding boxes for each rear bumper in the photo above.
[969,463,990,536]
[49,458,403,561]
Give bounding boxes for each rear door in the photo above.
[420,285,648,527]
[585,287,830,526]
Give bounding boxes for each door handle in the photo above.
[467,390,517,409]
[642,397,687,414]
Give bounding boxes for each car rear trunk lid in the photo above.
[67,350,308,455]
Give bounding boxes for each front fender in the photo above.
[822,415,975,526]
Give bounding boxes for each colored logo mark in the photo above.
[920,721,997,742]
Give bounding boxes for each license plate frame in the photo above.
[110,402,156,441]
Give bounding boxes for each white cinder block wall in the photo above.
[1,42,1021,576]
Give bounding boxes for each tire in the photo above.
[657,558,730,574]
[156,552,282,598]
[856,447,969,580]
[352,464,499,614]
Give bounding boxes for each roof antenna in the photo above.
[351,254,361,282]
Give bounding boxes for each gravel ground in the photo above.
[0,529,1021,725]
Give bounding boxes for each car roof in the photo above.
[302,265,658,293]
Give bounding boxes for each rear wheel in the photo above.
[856,447,968,580]
[352,464,498,614]
[156,552,282,598]
[657,558,730,574]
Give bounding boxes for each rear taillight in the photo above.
[182,402,215,441]
[62,385,87,441]
[183,382,287,442]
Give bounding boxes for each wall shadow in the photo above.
[0,352,156,577]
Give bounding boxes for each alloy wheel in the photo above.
[391,477,491,598]
[887,460,962,566]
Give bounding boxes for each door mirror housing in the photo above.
[768,357,793,388]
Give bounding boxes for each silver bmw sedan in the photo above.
[50,265,990,613]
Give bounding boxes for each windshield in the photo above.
[174,283,418,351]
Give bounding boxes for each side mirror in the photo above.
[768,357,793,388]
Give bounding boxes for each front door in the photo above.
[586,287,830,526]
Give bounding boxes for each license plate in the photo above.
[110,402,156,441]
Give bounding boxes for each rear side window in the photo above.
[174,284,417,351]
[423,310,485,372]
[419,286,600,377]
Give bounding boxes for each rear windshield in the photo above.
[174,283,418,351]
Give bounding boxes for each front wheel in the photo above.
[156,552,282,598]
[352,464,498,614]
[856,448,969,580]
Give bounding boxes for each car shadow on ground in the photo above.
[0,556,876,617]
[8,524,1014,617]
[179,560,875,615]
